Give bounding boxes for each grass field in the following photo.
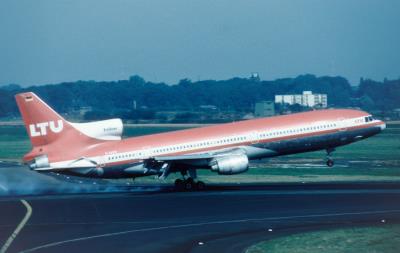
[0,124,399,183]
[246,224,400,253]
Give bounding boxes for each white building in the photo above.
[275,91,327,108]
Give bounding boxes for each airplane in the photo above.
[15,92,386,190]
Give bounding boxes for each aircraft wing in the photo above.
[153,147,247,162]
[149,146,269,179]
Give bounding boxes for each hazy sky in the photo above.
[1,0,399,86]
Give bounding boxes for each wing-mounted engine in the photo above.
[210,154,249,175]
[70,119,123,141]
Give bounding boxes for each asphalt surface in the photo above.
[1,163,400,253]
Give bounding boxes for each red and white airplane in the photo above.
[16,92,385,190]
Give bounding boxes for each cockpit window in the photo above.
[365,116,374,122]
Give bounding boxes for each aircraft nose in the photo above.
[379,121,386,131]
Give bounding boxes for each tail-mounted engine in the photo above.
[30,155,50,169]
[70,119,123,141]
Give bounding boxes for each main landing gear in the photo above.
[174,178,206,191]
[326,148,335,167]
[174,169,206,191]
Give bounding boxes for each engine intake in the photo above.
[210,154,249,175]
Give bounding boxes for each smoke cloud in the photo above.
[0,161,162,197]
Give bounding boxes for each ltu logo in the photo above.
[29,120,63,137]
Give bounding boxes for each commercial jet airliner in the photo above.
[16,92,386,190]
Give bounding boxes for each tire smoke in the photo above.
[0,162,161,197]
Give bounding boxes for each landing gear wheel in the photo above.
[326,148,335,168]
[174,179,184,190]
[326,159,334,167]
[196,181,206,191]
[184,178,195,191]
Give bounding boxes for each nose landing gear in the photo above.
[326,148,335,167]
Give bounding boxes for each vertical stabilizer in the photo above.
[15,92,72,147]
[15,92,71,147]
[15,92,109,164]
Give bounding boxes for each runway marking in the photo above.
[20,209,400,253]
[1,200,32,253]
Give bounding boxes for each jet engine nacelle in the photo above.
[71,119,123,141]
[30,155,50,169]
[210,154,249,175]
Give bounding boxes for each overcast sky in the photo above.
[1,0,399,86]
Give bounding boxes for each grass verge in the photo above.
[246,224,400,253]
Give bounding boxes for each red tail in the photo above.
[15,92,101,162]
[15,92,70,147]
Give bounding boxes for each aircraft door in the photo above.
[249,131,260,144]
[142,146,152,158]
[338,118,348,131]
[98,156,106,168]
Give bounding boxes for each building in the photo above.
[199,105,217,110]
[250,72,260,82]
[255,101,275,117]
[275,91,327,108]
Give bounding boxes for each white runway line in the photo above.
[0,200,32,253]
[20,209,400,253]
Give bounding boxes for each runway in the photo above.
[1,163,400,253]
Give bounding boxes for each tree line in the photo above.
[0,74,399,119]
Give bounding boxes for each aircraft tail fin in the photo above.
[15,92,73,148]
